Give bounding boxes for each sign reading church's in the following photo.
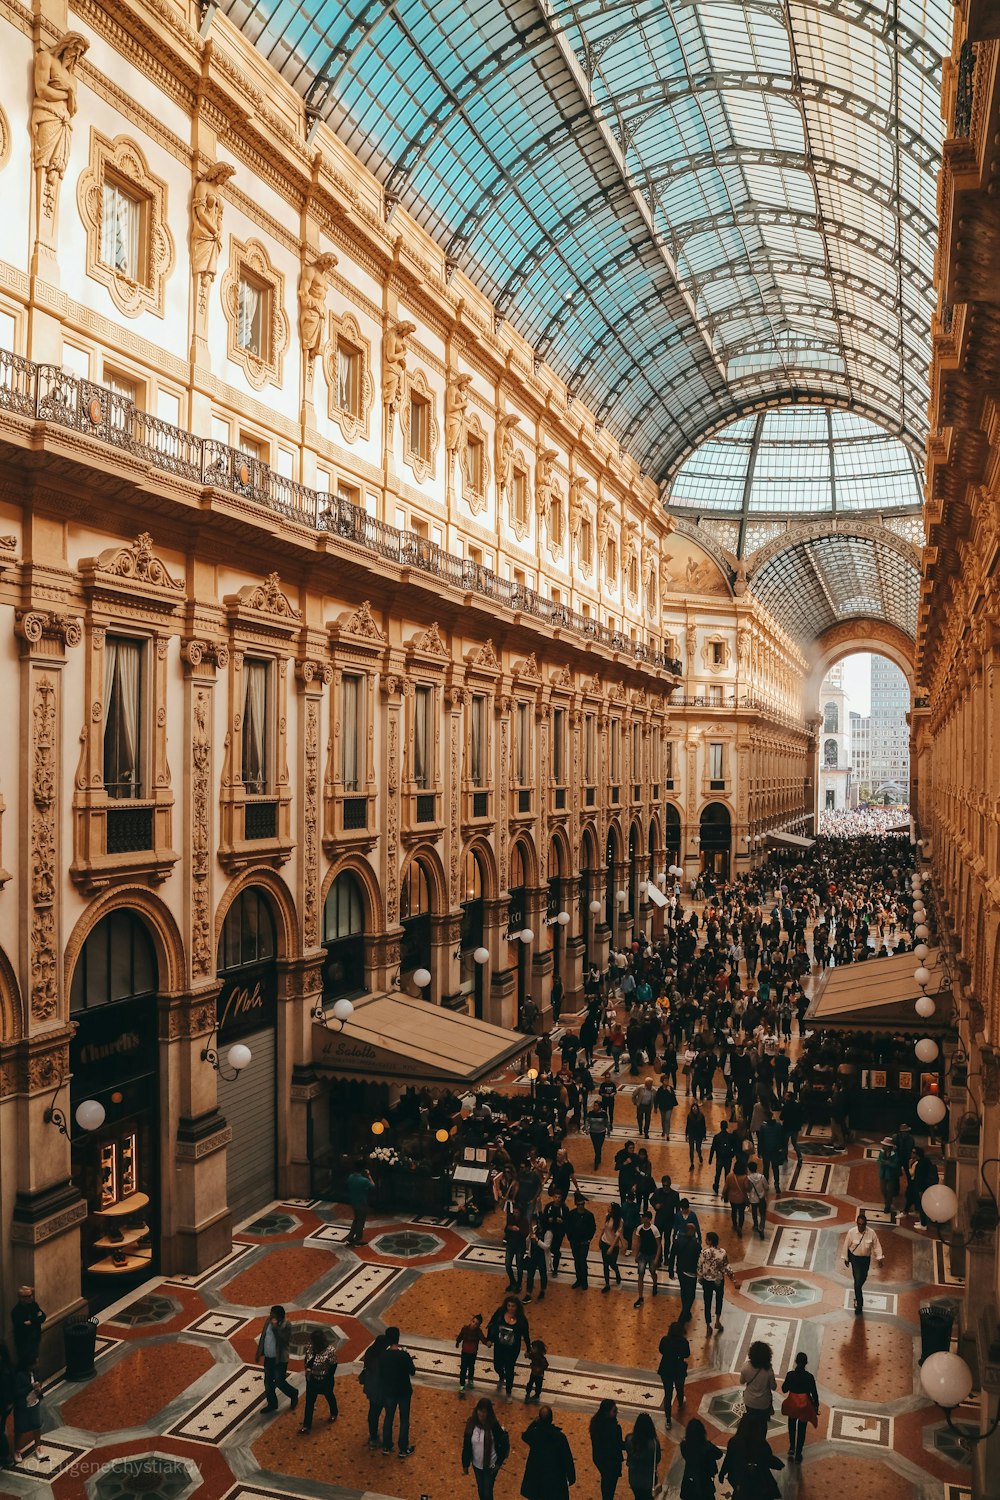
[217,965,277,1044]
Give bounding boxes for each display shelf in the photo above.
[92,1224,149,1251]
[97,1192,149,1219]
[87,1250,152,1275]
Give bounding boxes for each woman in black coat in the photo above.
[679,1417,723,1500]
[589,1397,625,1500]
[520,1405,576,1500]
[487,1296,531,1397]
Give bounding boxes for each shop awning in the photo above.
[645,881,667,908]
[810,948,947,1031]
[311,993,533,1089]
[766,831,815,850]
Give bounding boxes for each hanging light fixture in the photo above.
[918,1094,946,1126]
[915,1037,939,1064]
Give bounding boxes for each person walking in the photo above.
[379,1325,416,1457]
[719,1413,784,1499]
[746,1159,769,1239]
[524,1340,548,1402]
[589,1397,626,1500]
[655,1078,678,1138]
[722,1160,749,1237]
[844,1209,884,1314]
[624,1412,660,1500]
[256,1305,298,1414]
[299,1328,338,1433]
[345,1161,375,1245]
[11,1364,44,1465]
[587,1100,611,1169]
[524,1215,552,1303]
[0,1343,14,1472]
[361,1331,388,1447]
[679,1417,723,1499]
[697,1231,736,1334]
[519,1405,576,1500]
[10,1290,44,1374]
[738,1341,776,1436]
[669,1221,701,1323]
[780,1351,819,1461]
[599,1204,627,1291]
[456,1313,489,1395]
[685,1103,707,1168]
[908,1146,939,1228]
[633,1079,655,1139]
[756,1115,786,1193]
[462,1398,510,1500]
[487,1295,530,1397]
[657,1321,690,1427]
[600,1075,619,1124]
[877,1135,901,1218]
[632,1210,662,1306]
[504,1209,528,1293]
[566,1192,597,1288]
[709,1120,736,1196]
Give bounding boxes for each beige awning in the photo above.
[312,993,532,1088]
[766,831,815,850]
[645,881,667,908]
[810,947,947,1030]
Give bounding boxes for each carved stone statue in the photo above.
[445,373,473,464]
[642,546,656,601]
[569,476,588,546]
[382,320,416,426]
[191,162,236,291]
[31,32,88,218]
[535,447,558,524]
[495,413,520,504]
[298,251,338,362]
[597,500,614,573]
[623,520,639,575]
[733,560,749,596]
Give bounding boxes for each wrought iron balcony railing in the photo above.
[0,351,683,678]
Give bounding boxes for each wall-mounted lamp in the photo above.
[202,1039,253,1082]
[589,898,602,914]
[503,928,534,944]
[473,946,490,965]
[311,997,355,1032]
[615,889,627,904]
[917,1092,946,1126]
[546,910,570,928]
[921,1348,1000,1445]
[44,1084,106,1137]
[412,967,432,989]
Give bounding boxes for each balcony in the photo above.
[0,351,683,683]
[105,803,154,854]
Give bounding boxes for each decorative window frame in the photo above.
[71,533,183,893]
[77,131,175,320]
[702,635,731,673]
[221,236,290,391]
[547,491,565,559]
[578,514,594,575]
[461,411,491,515]
[510,451,530,540]
[400,368,439,483]
[325,602,387,853]
[323,309,374,444]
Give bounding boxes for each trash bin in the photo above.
[63,1316,98,1380]
[919,1304,954,1364]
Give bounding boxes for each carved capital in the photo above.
[15,610,82,654]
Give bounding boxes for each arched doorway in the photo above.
[665,804,681,866]
[605,826,620,933]
[700,803,732,880]
[547,838,566,989]
[579,825,598,972]
[460,847,486,1018]
[69,909,160,1282]
[400,857,433,988]
[628,819,642,934]
[217,887,280,1222]
[322,871,367,1004]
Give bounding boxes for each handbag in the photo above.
[780,1390,818,1426]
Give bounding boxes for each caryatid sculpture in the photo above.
[445,373,473,480]
[597,500,615,575]
[382,320,416,434]
[569,476,588,549]
[191,162,236,310]
[298,252,339,375]
[31,32,88,220]
[495,413,520,506]
[535,447,558,533]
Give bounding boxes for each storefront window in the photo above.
[220,886,276,971]
[322,871,367,1001]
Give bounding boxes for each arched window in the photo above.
[823,701,839,734]
[70,909,157,1011]
[322,871,367,1002]
[219,887,276,972]
[824,738,839,767]
[400,859,433,976]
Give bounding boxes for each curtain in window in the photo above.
[517,704,531,783]
[237,278,260,352]
[243,661,268,791]
[103,638,141,795]
[414,688,430,787]
[342,676,359,790]
[470,697,483,785]
[101,182,139,276]
[337,344,354,412]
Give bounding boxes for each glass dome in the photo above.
[667,407,924,516]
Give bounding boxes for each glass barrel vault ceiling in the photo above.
[221,0,950,483]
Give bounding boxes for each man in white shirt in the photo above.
[844,1210,884,1315]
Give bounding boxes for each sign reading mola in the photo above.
[217,963,277,1044]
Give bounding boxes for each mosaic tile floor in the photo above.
[0,1088,969,1500]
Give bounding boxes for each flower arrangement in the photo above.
[369,1146,400,1166]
